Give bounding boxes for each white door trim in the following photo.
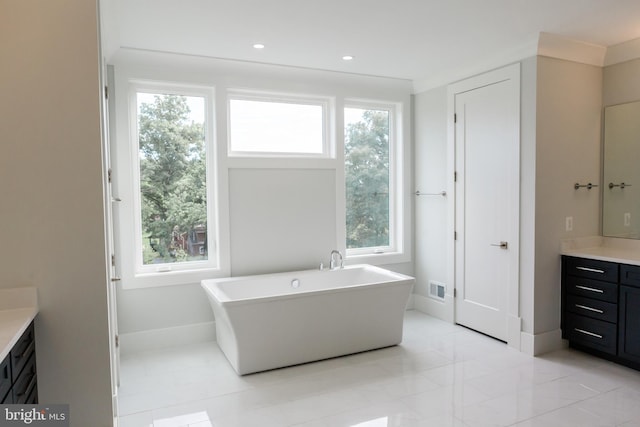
[446,63,521,349]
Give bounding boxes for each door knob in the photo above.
[490,241,508,249]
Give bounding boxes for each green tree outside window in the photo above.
[345,108,390,249]
[137,94,208,264]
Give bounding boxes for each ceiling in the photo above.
[101,0,640,89]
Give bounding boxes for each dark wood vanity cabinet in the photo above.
[0,321,38,404]
[618,264,640,365]
[562,256,619,356]
[562,256,640,370]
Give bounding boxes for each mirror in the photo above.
[602,101,640,238]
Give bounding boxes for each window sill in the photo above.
[121,267,230,290]
[345,251,410,267]
[226,156,337,170]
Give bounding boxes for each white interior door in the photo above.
[454,67,520,342]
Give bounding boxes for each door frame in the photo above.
[98,58,120,421]
[446,63,522,349]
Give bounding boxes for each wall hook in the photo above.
[574,182,598,190]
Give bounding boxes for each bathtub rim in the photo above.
[201,264,414,307]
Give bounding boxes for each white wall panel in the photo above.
[229,169,337,276]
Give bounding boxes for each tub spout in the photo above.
[330,250,343,270]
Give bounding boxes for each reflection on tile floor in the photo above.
[118,311,640,427]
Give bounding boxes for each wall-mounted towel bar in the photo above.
[415,190,447,197]
[574,182,598,190]
[608,182,632,189]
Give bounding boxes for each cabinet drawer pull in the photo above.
[576,266,605,274]
[16,373,36,398]
[574,328,603,339]
[14,340,34,360]
[575,285,604,294]
[575,304,604,314]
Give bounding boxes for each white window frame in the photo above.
[343,100,405,262]
[117,80,226,289]
[227,90,333,159]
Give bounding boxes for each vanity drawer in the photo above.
[11,322,35,383]
[565,314,617,355]
[12,353,36,405]
[565,257,619,283]
[566,294,617,323]
[565,276,618,303]
[0,354,10,404]
[621,264,640,288]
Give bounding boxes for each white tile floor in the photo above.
[118,311,640,427]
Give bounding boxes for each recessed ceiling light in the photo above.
[253,43,265,49]
[342,55,354,61]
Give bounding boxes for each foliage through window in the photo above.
[344,107,391,251]
[136,93,210,266]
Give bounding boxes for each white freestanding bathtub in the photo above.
[201,264,414,375]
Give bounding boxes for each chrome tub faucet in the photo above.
[330,250,343,270]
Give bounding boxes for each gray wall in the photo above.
[534,56,603,334]
[519,56,538,335]
[413,87,449,318]
[0,1,113,425]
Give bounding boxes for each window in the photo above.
[344,105,395,255]
[228,94,329,156]
[132,88,217,275]
[116,78,406,288]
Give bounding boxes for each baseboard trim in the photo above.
[521,328,565,356]
[119,321,216,356]
[413,293,453,323]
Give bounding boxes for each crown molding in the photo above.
[604,37,640,66]
[537,32,606,67]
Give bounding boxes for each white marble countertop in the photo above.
[0,288,38,362]
[561,236,640,266]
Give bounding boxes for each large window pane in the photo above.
[137,93,209,265]
[344,107,390,249]
[229,98,324,154]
